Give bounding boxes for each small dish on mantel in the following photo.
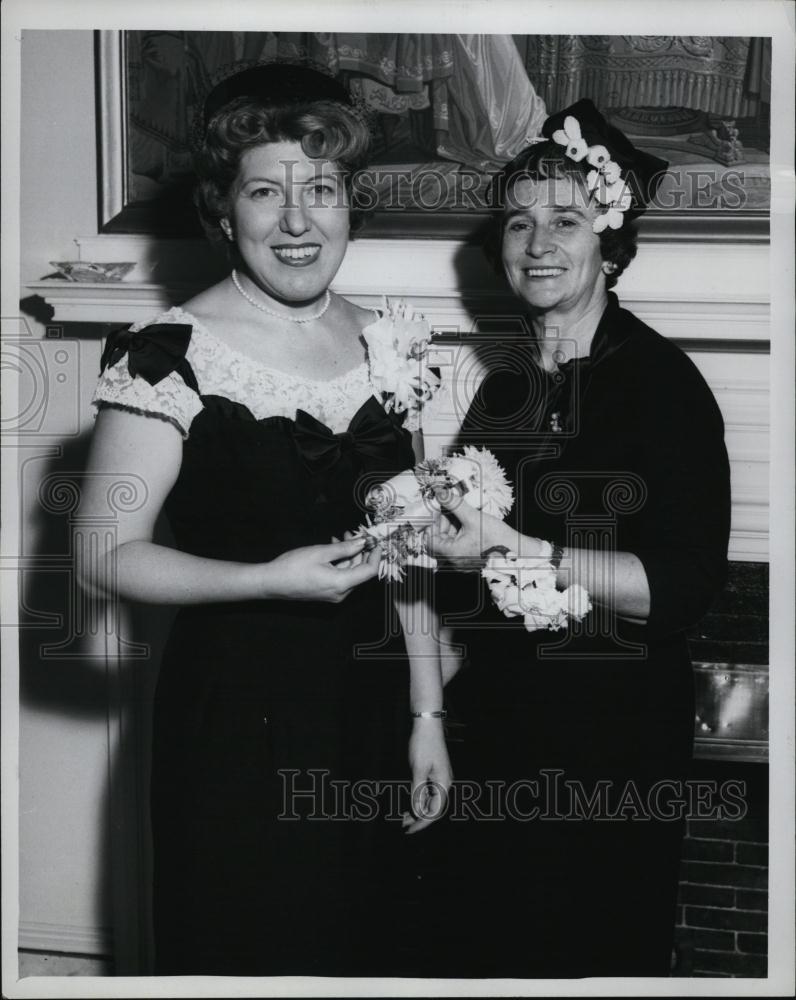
[47,261,137,283]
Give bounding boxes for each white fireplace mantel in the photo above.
[29,236,770,348]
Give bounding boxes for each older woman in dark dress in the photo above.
[426,100,731,977]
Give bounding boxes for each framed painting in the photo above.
[97,30,771,242]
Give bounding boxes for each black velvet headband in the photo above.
[541,98,669,213]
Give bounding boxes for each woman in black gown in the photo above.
[427,100,732,977]
[82,64,451,976]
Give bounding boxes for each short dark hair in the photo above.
[193,96,372,243]
[483,141,638,290]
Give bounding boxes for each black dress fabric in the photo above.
[100,324,419,976]
[424,292,732,977]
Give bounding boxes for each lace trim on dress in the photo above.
[169,307,376,435]
[91,303,428,437]
[91,327,205,439]
[93,399,193,438]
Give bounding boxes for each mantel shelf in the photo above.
[27,278,770,349]
[27,234,770,333]
[27,280,193,323]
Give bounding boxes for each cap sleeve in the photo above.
[91,322,203,438]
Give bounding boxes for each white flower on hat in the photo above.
[586,144,611,169]
[592,180,633,232]
[552,112,633,233]
[552,115,588,162]
[588,172,623,204]
[593,208,624,233]
[594,178,632,208]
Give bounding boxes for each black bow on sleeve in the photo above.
[99,323,199,394]
[292,398,410,475]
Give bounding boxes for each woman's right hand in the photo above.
[263,537,381,603]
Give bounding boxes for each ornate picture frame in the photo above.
[97,30,771,243]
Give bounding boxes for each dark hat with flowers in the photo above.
[541,98,668,227]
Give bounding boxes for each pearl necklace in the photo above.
[231,269,331,324]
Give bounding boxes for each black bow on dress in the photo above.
[292,399,409,475]
[100,324,199,393]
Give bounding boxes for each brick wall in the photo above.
[673,760,768,975]
[687,562,768,667]
[673,563,770,978]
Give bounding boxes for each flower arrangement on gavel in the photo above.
[357,447,592,633]
[357,446,514,582]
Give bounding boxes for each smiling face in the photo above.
[226,140,350,305]
[501,174,607,320]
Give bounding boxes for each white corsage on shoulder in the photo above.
[363,298,440,433]
[482,544,592,633]
[357,446,514,582]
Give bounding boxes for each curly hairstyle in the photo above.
[193,96,372,244]
[483,141,638,291]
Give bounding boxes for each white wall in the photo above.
[18,29,116,960]
[21,31,99,315]
[15,29,771,973]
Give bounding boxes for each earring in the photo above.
[601,261,618,275]
[220,219,234,241]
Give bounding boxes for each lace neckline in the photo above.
[166,305,371,388]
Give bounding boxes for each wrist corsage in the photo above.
[482,543,592,633]
[358,446,514,582]
[362,298,441,432]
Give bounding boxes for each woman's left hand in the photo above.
[425,494,520,570]
[403,719,453,834]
